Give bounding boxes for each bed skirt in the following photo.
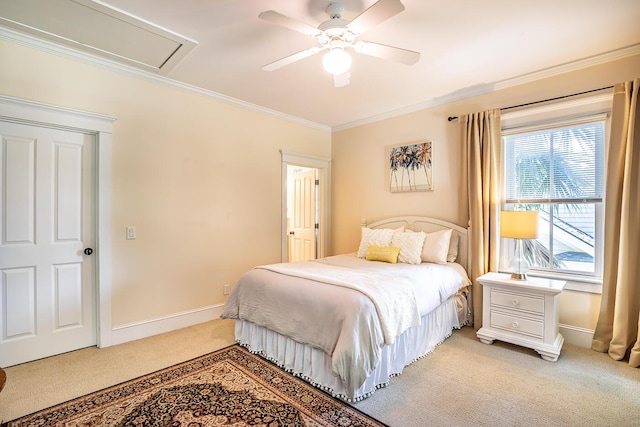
[234,292,469,401]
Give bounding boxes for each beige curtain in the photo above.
[592,78,640,368]
[460,110,502,329]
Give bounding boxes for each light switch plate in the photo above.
[126,226,136,240]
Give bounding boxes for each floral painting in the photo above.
[389,141,433,192]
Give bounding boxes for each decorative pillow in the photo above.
[366,245,400,263]
[357,227,395,258]
[391,230,426,265]
[447,232,459,263]
[421,229,453,264]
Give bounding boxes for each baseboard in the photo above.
[559,323,594,348]
[108,304,226,346]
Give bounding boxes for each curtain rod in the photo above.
[446,85,614,122]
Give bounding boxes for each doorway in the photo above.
[280,150,330,263]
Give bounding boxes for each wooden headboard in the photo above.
[364,216,470,273]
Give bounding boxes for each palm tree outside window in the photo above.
[503,118,606,278]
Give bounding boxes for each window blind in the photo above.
[504,120,605,203]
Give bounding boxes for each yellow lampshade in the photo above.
[500,211,538,239]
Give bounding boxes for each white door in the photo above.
[291,168,317,261]
[0,121,96,367]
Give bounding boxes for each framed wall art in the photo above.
[388,141,433,192]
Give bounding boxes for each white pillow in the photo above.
[447,232,459,263]
[421,229,452,264]
[357,227,395,258]
[391,230,426,265]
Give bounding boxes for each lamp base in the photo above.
[510,272,528,281]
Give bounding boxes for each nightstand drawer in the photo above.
[491,289,544,314]
[491,311,544,338]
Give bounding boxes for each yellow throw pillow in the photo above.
[366,245,400,264]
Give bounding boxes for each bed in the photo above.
[221,216,472,401]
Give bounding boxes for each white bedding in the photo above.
[258,260,421,346]
[221,253,471,397]
[313,253,470,316]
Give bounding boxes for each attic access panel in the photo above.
[0,0,197,74]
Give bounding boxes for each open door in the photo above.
[281,150,329,263]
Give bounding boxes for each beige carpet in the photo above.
[1,319,639,426]
[353,327,640,426]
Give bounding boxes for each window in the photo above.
[503,116,606,280]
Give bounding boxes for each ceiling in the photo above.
[1,0,639,130]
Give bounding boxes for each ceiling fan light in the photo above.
[322,48,352,75]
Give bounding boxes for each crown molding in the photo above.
[494,44,640,91]
[332,44,640,132]
[0,26,331,134]
[2,24,637,135]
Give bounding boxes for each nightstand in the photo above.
[476,272,566,362]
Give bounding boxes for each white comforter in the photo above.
[221,254,470,396]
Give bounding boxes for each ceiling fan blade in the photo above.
[354,41,420,65]
[346,0,405,35]
[262,47,322,71]
[334,72,350,88]
[259,10,323,37]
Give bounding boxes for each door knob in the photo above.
[84,248,93,256]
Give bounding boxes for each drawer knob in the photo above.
[512,299,520,306]
[511,321,519,328]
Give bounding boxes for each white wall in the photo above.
[0,38,331,340]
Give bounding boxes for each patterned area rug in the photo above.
[4,345,386,426]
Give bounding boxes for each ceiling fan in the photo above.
[259,0,420,87]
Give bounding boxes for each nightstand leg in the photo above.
[476,328,495,344]
[535,334,564,362]
[539,352,559,362]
